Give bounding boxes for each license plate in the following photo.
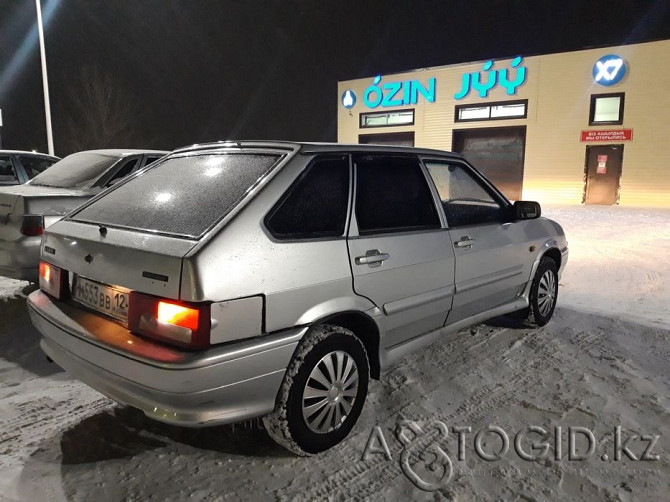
[72,275,129,322]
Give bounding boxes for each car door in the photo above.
[422,158,535,324]
[348,153,455,349]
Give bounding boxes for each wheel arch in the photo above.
[534,238,562,270]
[541,246,562,270]
[316,311,381,380]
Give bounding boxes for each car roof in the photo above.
[172,140,465,159]
[69,149,169,156]
[0,150,59,159]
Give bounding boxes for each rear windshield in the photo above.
[71,153,281,238]
[30,152,120,188]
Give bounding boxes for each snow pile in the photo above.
[0,205,668,501]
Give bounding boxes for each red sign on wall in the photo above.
[581,129,633,142]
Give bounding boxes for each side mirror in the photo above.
[513,201,541,220]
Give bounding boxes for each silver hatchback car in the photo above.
[28,141,568,455]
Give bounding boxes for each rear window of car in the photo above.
[0,156,19,184]
[71,153,282,238]
[18,155,57,179]
[30,152,120,188]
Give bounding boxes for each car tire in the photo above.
[526,256,559,326]
[263,324,369,456]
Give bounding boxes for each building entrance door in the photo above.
[452,126,526,201]
[584,145,623,205]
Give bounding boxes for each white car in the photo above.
[0,149,166,281]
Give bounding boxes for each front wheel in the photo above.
[526,256,559,326]
[263,324,369,455]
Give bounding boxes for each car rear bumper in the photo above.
[0,236,41,282]
[28,289,305,427]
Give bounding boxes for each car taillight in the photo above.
[39,261,68,300]
[128,292,211,349]
[21,215,44,236]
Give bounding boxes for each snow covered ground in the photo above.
[0,205,668,501]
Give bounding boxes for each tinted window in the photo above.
[106,158,139,186]
[425,161,505,227]
[18,156,56,179]
[355,155,440,235]
[30,152,120,188]
[143,156,163,168]
[72,153,281,238]
[0,156,18,184]
[266,156,349,239]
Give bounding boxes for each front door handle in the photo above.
[355,249,390,267]
[454,236,474,248]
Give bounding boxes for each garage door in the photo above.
[452,126,526,201]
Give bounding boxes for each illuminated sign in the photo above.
[455,56,527,100]
[580,129,633,142]
[363,75,436,109]
[593,54,627,86]
[341,90,357,109]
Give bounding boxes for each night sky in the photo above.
[1,0,670,156]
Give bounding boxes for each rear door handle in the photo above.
[355,249,390,267]
[454,236,474,248]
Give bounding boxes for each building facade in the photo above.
[337,39,670,207]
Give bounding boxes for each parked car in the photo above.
[0,149,167,282]
[0,150,60,186]
[28,141,568,455]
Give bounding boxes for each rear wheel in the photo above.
[263,324,369,455]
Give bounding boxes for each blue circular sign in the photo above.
[593,54,627,86]
[341,89,357,109]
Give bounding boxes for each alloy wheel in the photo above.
[302,350,359,434]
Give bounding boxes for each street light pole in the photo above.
[35,0,54,155]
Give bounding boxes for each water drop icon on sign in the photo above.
[342,89,357,109]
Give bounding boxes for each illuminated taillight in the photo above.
[157,302,200,331]
[128,292,211,349]
[21,215,44,236]
[39,261,67,300]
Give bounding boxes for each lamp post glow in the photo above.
[35,0,54,156]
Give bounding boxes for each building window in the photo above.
[360,109,414,128]
[455,100,527,122]
[589,93,624,125]
[359,131,415,146]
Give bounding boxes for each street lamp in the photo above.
[35,0,54,156]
